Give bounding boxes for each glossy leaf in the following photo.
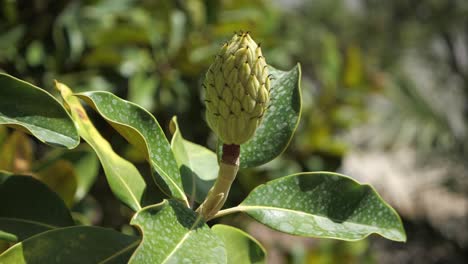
[0,73,79,149]
[0,174,74,241]
[76,92,188,205]
[212,225,266,264]
[170,116,218,205]
[129,200,226,263]
[218,64,302,168]
[0,226,140,264]
[56,81,146,211]
[218,172,406,242]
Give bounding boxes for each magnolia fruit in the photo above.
[204,32,270,145]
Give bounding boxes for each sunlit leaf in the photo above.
[76,91,187,205]
[129,200,226,263]
[217,172,406,242]
[0,73,79,149]
[56,81,146,211]
[212,225,265,264]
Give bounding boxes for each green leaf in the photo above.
[56,81,146,211]
[0,73,79,149]
[129,200,226,263]
[64,148,99,201]
[218,172,406,242]
[218,64,302,168]
[170,116,218,205]
[0,226,140,264]
[212,225,266,264]
[0,174,74,241]
[35,160,78,208]
[76,91,188,205]
[35,146,100,201]
[0,231,17,243]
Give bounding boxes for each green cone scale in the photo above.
[204,32,270,145]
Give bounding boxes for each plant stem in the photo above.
[196,144,240,220]
[211,206,243,219]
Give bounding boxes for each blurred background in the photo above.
[1,0,468,263]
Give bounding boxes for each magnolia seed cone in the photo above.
[204,32,270,145]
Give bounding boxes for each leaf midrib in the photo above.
[160,230,192,264]
[98,239,140,264]
[160,206,203,264]
[90,141,142,211]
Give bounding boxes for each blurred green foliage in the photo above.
[0,0,281,139]
[2,0,468,263]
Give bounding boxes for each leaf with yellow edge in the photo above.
[55,81,146,211]
[76,91,188,206]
